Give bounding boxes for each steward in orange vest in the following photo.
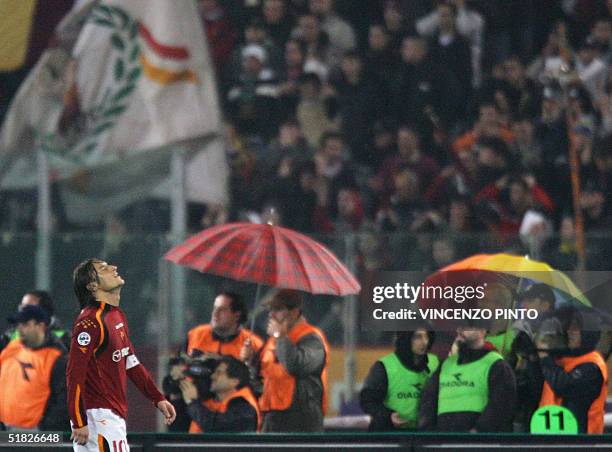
[0,305,68,431]
[180,357,260,432]
[184,291,264,358]
[246,290,330,433]
[538,308,608,434]
[164,292,262,431]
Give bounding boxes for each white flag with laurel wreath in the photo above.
[0,0,227,224]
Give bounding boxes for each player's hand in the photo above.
[157,400,177,425]
[71,425,89,445]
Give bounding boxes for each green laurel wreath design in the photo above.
[42,5,142,162]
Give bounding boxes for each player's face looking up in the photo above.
[211,294,241,334]
[92,261,125,292]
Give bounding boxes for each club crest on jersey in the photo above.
[77,332,91,346]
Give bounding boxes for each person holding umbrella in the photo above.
[242,289,330,432]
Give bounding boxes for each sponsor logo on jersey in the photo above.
[112,346,130,362]
[77,332,91,346]
[115,322,124,330]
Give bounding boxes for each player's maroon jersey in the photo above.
[67,302,164,428]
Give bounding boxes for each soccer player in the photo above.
[67,258,176,451]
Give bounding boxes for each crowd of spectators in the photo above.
[210,0,612,271]
[1,0,611,272]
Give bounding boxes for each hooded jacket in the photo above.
[359,329,437,431]
[539,307,607,433]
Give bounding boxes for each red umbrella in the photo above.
[164,222,361,296]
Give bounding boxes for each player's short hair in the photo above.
[24,290,54,316]
[220,356,250,389]
[73,258,102,309]
[220,291,248,324]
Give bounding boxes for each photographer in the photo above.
[179,357,260,433]
[163,291,263,431]
[537,306,608,434]
[163,349,229,431]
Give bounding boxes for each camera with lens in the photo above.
[163,350,220,400]
[534,317,568,355]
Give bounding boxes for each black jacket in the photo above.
[187,396,257,432]
[540,356,603,433]
[360,329,437,431]
[419,345,517,432]
[360,352,435,431]
[540,307,605,433]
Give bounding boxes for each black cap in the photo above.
[8,305,50,325]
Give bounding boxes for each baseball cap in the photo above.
[8,305,50,325]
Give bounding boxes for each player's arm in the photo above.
[66,316,100,429]
[125,339,176,424]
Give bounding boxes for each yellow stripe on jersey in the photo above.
[75,384,83,427]
[94,302,106,354]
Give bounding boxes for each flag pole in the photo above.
[156,256,171,432]
[558,24,586,273]
[170,148,187,342]
[343,233,357,401]
[35,147,51,290]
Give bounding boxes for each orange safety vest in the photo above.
[187,325,263,358]
[259,321,330,414]
[540,351,608,434]
[189,386,261,433]
[0,339,63,428]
